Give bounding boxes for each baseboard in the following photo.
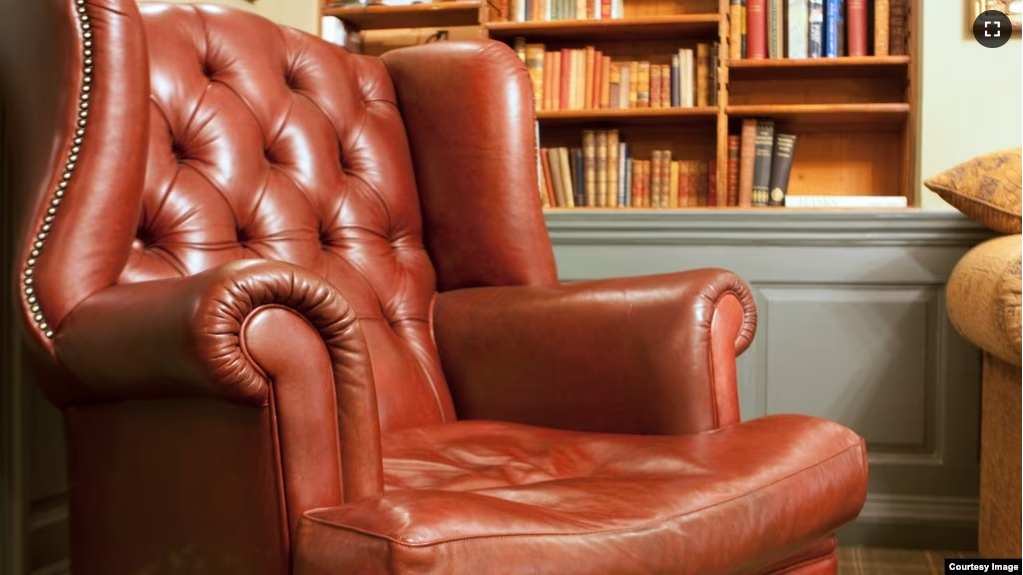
[840,493,979,551]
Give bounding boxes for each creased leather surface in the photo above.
[434,268,757,434]
[295,415,867,575]
[382,41,559,292]
[124,3,453,430]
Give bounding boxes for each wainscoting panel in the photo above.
[547,209,994,550]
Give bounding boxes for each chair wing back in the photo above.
[14,0,455,431]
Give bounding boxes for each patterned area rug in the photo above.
[837,547,980,575]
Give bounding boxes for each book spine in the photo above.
[669,160,680,208]
[751,120,775,206]
[729,0,744,61]
[628,61,639,108]
[600,0,611,19]
[697,161,708,206]
[560,148,575,207]
[808,0,824,58]
[650,63,662,108]
[696,44,709,107]
[600,56,611,108]
[838,0,846,56]
[768,0,783,58]
[582,131,595,206]
[607,130,619,207]
[618,63,630,109]
[788,0,808,58]
[670,54,680,107]
[589,46,597,108]
[559,49,570,109]
[726,135,741,206]
[586,0,595,19]
[659,64,670,108]
[889,0,907,55]
[746,0,767,59]
[573,148,585,205]
[708,159,718,206]
[609,62,620,109]
[617,141,626,206]
[575,0,585,19]
[874,0,889,56]
[741,0,748,58]
[738,119,757,207]
[637,61,650,108]
[650,151,663,207]
[596,130,608,207]
[678,162,687,207]
[824,0,839,57]
[847,0,866,56]
[709,44,719,106]
[623,152,632,206]
[547,149,564,206]
[525,44,545,111]
[767,134,797,206]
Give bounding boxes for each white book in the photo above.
[788,0,808,58]
[682,49,694,107]
[784,195,909,208]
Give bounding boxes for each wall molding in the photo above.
[545,210,995,247]
[859,493,979,525]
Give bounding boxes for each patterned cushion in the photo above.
[924,148,1022,234]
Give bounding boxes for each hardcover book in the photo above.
[788,0,808,58]
[824,0,839,57]
[767,134,797,206]
[808,0,824,58]
[751,120,775,206]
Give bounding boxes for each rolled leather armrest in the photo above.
[54,259,378,406]
[54,258,385,502]
[433,268,757,435]
[946,234,1023,367]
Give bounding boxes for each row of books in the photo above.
[515,40,720,112]
[537,130,721,209]
[729,119,796,207]
[505,0,625,22]
[729,0,908,60]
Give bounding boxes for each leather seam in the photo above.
[303,441,863,548]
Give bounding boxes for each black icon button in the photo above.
[974,10,1012,48]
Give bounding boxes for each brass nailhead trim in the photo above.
[23,0,92,340]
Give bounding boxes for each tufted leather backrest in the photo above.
[125,4,455,431]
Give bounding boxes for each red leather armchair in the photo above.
[6,1,868,573]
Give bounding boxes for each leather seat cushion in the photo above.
[295,415,866,575]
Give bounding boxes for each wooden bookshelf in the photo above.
[322,1,484,30]
[321,0,918,209]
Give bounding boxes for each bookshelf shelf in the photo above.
[322,1,482,30]
[537,107,718,124]
[726,104,911,124]
[727,56,910,69]
[485,15,721,41]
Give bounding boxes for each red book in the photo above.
[708,160,718,206]
[847,0,867,57]
[746,0,767,60]
[559,49,570,110]
[600,0,611,19]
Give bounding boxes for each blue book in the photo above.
[824,0,839,57]
[670,55,680,108]
[574,148,584,206]
[808,0,824,58]
[624,157,633,207]
[618,142,628,206]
